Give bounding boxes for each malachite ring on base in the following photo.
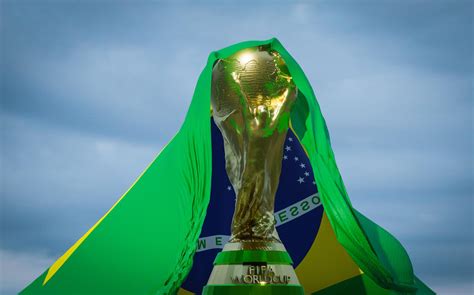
[203,244,305,295]
[203,285,305,295]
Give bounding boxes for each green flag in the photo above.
[21,38,433,295]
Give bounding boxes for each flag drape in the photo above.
[21,38,432,295]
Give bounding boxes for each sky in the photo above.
[0,0,472,294]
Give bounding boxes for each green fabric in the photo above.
[354,210,415,290]
[414,276,436,295]
[312,274,436,295]
[214,250,293,265]
[312,275,397,295]
[21,37,430,295]
[272,38,417,292]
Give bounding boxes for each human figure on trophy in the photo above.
[211,45,297,247]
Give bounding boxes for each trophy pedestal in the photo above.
[203,242,304,295]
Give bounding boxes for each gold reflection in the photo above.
[211,45,297,244]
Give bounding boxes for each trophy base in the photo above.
[202,242,304,295]
[203,285,304,295]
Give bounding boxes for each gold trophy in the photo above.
[203,45,304,294]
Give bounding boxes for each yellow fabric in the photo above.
[177,288,194,295]
[295,213,362,293]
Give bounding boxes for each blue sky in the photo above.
[1,0,472,294]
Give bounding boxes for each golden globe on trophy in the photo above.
[203,45,304,294]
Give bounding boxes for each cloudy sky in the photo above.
[1,0,472,294]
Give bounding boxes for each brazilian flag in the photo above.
[21,38,434,295]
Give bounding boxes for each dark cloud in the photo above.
[1,1,472,294]
[1,113,158,255]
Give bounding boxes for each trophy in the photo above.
[203,45,304,294]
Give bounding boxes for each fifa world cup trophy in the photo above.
[203,45,304,294]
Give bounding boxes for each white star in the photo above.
[312,180,316,185]
[288,137,293,142]
[294,156,299,161]
[285,145,292,152]
[300,163,306,168]
[304,171,310,177]
[297,177,305,184]
[283,155,288,160]
[227,186,232,191]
